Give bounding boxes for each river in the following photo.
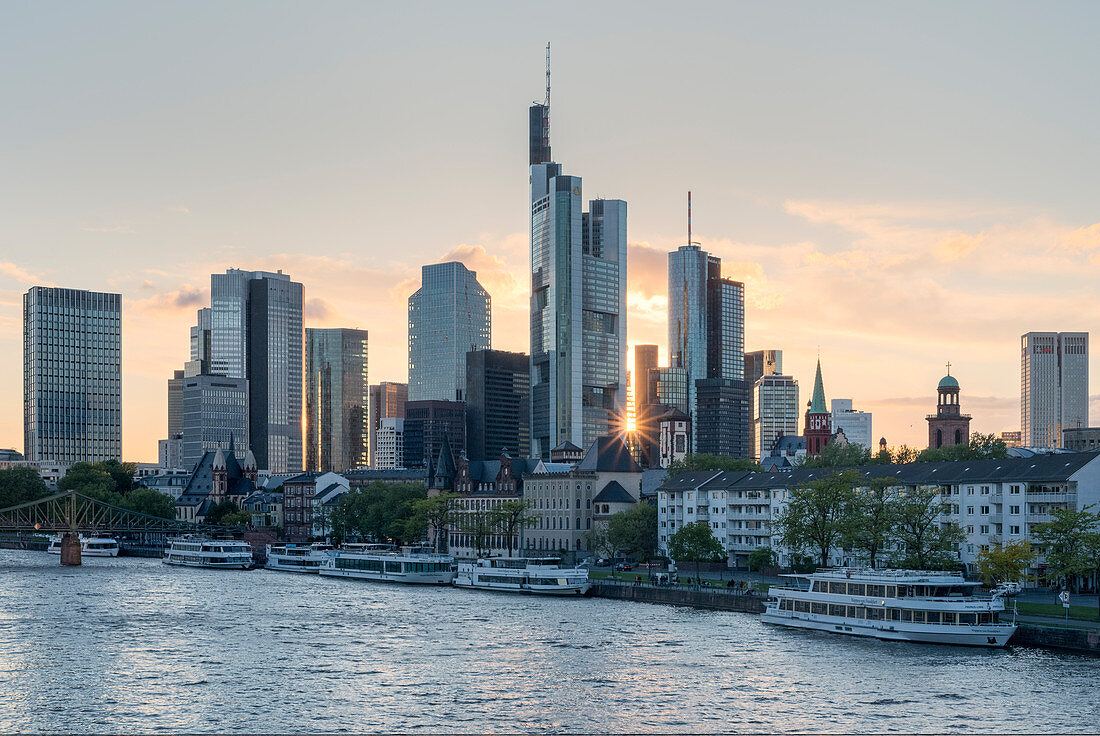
[0,552,1095,733]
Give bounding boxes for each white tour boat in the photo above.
[162,536,254,569]
[453,557,591,596]
[265,543,333,573]
[46,535,120,557]
[762,568,1017,648]
[318,544,455,585]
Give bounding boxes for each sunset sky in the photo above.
[3,2,1099,462]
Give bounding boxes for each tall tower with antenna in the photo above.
[529,42,552,166]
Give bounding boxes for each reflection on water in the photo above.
[0,552,1095,733]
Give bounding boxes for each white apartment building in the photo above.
[373,417,404,470]
[830,399,872,450]
[658,453,1100,576]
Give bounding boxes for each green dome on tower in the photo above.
[938,374,959,389]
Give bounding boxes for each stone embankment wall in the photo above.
[590,581,765,613]
[1013,624,1100,655]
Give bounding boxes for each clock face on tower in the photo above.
[809,415,828,431]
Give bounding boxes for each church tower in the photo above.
[804,359,832,456]
[926,363,972,449]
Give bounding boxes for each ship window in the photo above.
[811,602,827,614]
[828,582,845,594]
[797,601,811,613]
[977,612,990,625]
[867,608,883,620]
[867,584,885,597]
[912,610,925,623]
[888,609,900,621]
[942,612,956,624]
[926,611,941,624]
[828,605,845,617]
[846,606,857,618]
[901,609,913,622]
[849,583,866,596]
[959,613,977,625]
[885,586,897,598]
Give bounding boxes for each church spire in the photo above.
[809,358,828,415]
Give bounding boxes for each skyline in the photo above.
[4,3,1100,461]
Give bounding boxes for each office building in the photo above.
[529,72,628,457]
[408,262,490,403]
[695,378,750,458]
[207,269,304,472]
[305,328,369,473]
[23,286,122,463]
[369,382,407,467]
[1062,428,1100,452]
[1000,430,1023,448]
[831,399,873,450]
[180,366,249,472]
[1021,332,1089,448]
[752,374,799,460]
[745,349,783,386]
[402,400,466,470]
[648,367,690,416]
[465,350,530,461]
[633,345,659,411]
[374,418,405,470]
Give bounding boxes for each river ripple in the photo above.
[0,551,1095,733]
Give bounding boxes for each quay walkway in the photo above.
[589,579,765,613]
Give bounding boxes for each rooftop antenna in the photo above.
[688,191,692,246]
[545,42,551,108]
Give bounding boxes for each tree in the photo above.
[774,469,860,568]
[796,442,874,469]
[667,521,725,581]
[328,482,427,544]
[916,433,1009,464]
[0,466,50,509]
[407,493,460,552]
[218,508,254,526]
[846,477,899,569]
[59,463,116,497]
[747,546,778,572]
[493,499,538,557]
[976,540,1036,585]
[94,460,137,495]
[667,454,762,476]
[892,486,964,570]
[607,503,659,566]
[123,488,176,519]
[892,446,919,464]
[456,508,498,558]
[583,524,617,563]
[1031,505,1100,594]
[204,500,241,526]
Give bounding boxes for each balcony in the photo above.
[1025,493,1077,504]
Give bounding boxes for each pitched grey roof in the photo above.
[593,480,635,504]
[659,470,726,491]
[576,436,642,473]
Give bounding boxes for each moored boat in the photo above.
[162,536,253,569]
[265,543,332,573]
[46,535,120,557]
[453,557,590,596]
[762,568,1016,647]
[318,544,454,585]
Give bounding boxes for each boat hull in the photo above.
[162,558,250,569]
[761,610,1016,647]
[318,568,454,585]
[453,580,591,596]
[83,547,119,557]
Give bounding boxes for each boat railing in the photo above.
[813,567,967,583]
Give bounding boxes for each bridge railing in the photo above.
[0,491,241,535]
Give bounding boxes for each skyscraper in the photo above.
[1021,331,1089,448]
[465,349,530,461]
[408,262,491,403]
[753,374,799,460]
[831,398,873,450]
[369,382,407,467]
[23,286,122,463]
[305,328,369,472]
[180,367,248,471]
[745,349,783,386]
[529,70,627,457]
[667,197,747,456]
[633,344,659,410]
[209,268,304,472]
[402,400,466,470]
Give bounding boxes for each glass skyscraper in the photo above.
[180,370,248,471]
[529,99,627,457]
[407,262,490,403]
[1021,331,1089,448]
[23,286,122,463]
[305,328,369,472]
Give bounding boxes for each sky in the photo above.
[2,1,1099,462]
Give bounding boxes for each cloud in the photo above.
[81,224,137,234]
[130,284,205,313]
[305,297,338,321]
[0,261,52,286]
[169,206,192,215]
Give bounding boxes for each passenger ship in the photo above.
[47,535,121,557]
[265,543,333,573]
[453,557,590,596]
[162,536,254,569]
[318,544,455,585]
[762,568,1016,647]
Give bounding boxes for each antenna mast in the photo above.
[545,42,551,107]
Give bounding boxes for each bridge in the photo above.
[0,490,235,565]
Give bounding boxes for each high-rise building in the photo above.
[373,417,405,470]
[1021,332,1089,448]
[368,382,407,467]
[745,349,783,386]
[305,328,369,473]
[23,286,122,463]
[633,345,659,411]
[465,350,530,461]
[528,67,627,458]
[180,367,249,471]
[752,374,799,460]
[402,400,466,470]
[190,307,212,364]
[407,262,491,403]
[831,398,873,450]
[667,201,747,455]
[648,367,690,416]
[167,369,185,438]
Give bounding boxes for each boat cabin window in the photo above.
[912,611,925,623]
[926,611,941,624]
[942,612,956,624]
[901,609,913,622]
[885,586,897,598]
[811,602,827,614]
[866,608,883,620]
[828,582,846,594]
[866,584,885,598]
[848,583,866,596]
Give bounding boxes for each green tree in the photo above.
[94,460,137,495]
[0,466,50,508]
[407,492,460,552]
[583,524,618,563]
[59,463,116,497]
[204,500,241,526]
[607,503,659,566]
[456,508,498,558]
[975,540,1036,585]
[1031,505,1100,593]
[846,477,899,569]
[328,483,427,544]
[218,508,254,526]
[796,442,874,469]
[122,488,176,519]
[667,454,762,476]
[892,486,964,569]
[774,469,860,568]
[892,446,919,464]
[916,433,1009,463]
[493,499,538,557]
[667,521,725,582]
[747,546,778,572]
